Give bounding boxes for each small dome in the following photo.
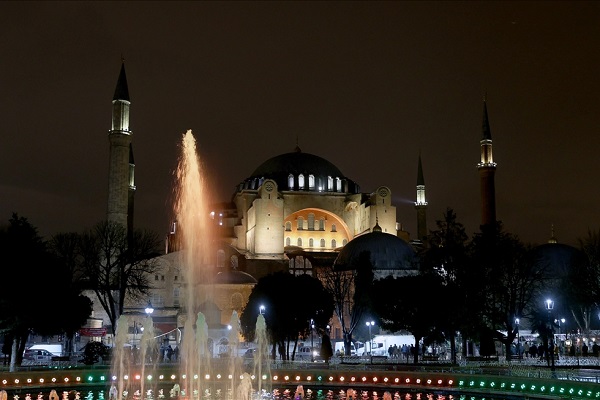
[214,271,258,284]
[334,231,416,272]
[236,148,360,194]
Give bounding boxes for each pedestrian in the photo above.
[388,345,393,358]
[173,345,179,361]
[529,343,537,359]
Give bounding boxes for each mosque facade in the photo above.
[98,62,505,348]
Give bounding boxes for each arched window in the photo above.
[288,174,294,189]
[230,255,238,270]
[331,224,337,232]
[331,239,337,248]
[285,221,292,231]
[328,176,333,191]
[297,217,304,230]
[308,174,315,190]
[286,237,291,246]
[336,177,342,192]
[309,238,314,247]
[298,174,305,189]
[297,238,303,247]
[319,218,325,231]
[342,239,348,246]
[308,213,315,230]
[320,238,326,247]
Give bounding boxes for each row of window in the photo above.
[288,174,343,192]
[285,218,337,232]
[285,237,347,248]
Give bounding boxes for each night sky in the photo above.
[1,1,598,247]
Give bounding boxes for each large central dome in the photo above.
[236,146,360,194]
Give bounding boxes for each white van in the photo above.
[28,344,63,357]
[334,341,357,356]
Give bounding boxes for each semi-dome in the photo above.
[334,228,417,273]
[236,146,360,194]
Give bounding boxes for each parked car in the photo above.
[23,348,54,362]
[295,346,322,361]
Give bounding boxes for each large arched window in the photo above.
[297,238,302,247]
[319,218,325,231]
[288,174,294,189]
[286,237,291,246]
[331,224,337,232]
[336,177,342,192]
[328,176,333,191]
[298,174,305,189]
[331,239,337,248]
[297,217,304,230]
[309,238,314,247]
[308,213,315,230]
[285,221,292,231]
[320,239,326,248]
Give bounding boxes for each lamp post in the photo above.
[515,318,520,360]
[545,299,555,374]
[366,320,375,363]
[555,318,565,356]
[259,305,265,315]
[310,319,315,362]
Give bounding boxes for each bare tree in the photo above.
[317,252,373,355]
[79,221,160,334]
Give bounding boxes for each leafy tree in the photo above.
[469,222,546,360]
[372,274,442,364]
[79,221,161,335]
[240,272,333,360]
[0,214,92,370]
[420,208,471,364]
[317,251,374,355]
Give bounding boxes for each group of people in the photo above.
[159,344,179,362]
[387,344,412,359]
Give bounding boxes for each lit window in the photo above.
[320,239,325,247]
[299,174,305,189]
[288,174,294,189]
[309,238,314,247]
[308,174,315,190]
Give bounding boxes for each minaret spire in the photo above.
[415,151,428,242]
[107,60,133,231]
[477,97,497,227]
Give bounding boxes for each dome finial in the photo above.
[373,212,382,232]
[294,134,301,152]
[548,224,558,244]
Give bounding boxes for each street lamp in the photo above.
[366,320,375,362]
[259,305,265,315]
[545,299,555,373]
[515,318,520,359]
[145,301,154,315]
[310,319,315,362]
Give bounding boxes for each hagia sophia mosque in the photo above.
[87,62,580,349]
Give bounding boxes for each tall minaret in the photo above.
[477,98,497,227]
[414,152,427,242]
[107,61,134,232]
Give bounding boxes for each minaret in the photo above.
[477,98,497,227]
[414,152,427,242]
[127,143,136,235]
[107,61,133,231]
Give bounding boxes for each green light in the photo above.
[530,385,536,391]
[490,382,495,388]
[100,376,105,381]
[87,376,93,382]
[520,384,526,390]
[500,382,506,388]
[317,376,322,381]
[540,386,545,392]
[458,380,465,386]
[469,380,475,387]
[479,381,485,387]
